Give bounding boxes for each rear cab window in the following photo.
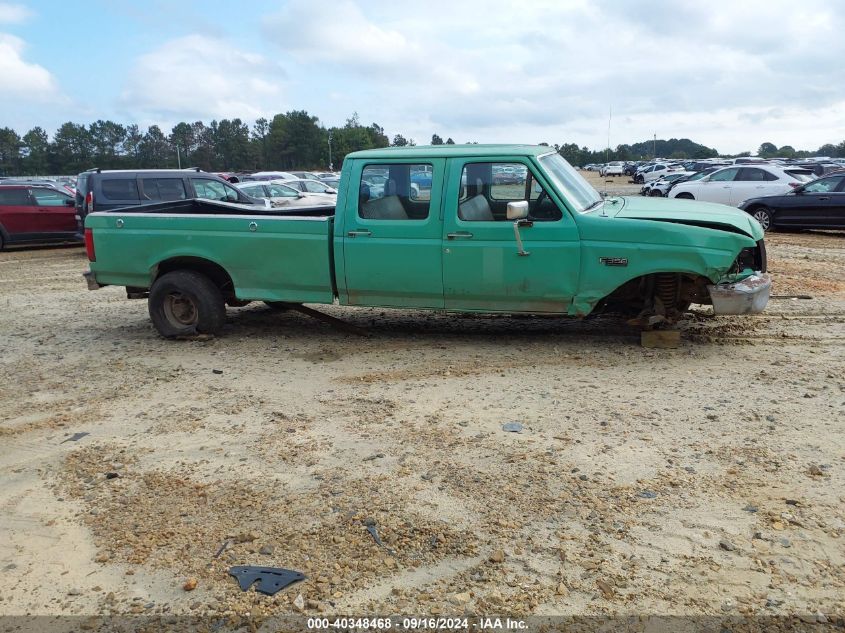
[357,164,432,220]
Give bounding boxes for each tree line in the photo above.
[0,111,461,177]
[1,110,844,176]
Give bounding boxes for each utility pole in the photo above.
[653,134,657,160]
[176,146,181,169]
[327,132,333,172]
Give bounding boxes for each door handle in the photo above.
[446,231,473,239]
[347,229,372,237]
[818,197,830,201]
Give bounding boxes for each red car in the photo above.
[0,184,80,250]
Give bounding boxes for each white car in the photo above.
[600,161,626,176]
[636,163,678,184]
[242,171,297,182]
[281,178,338,195]
[668,165,816,207]
[642,171,697,196]
[234,181,335,208]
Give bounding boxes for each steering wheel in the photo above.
[531,189,549,217]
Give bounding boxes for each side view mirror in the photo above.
[297,192,306,198]
[326,187,337,194]
[506,200,529,220]
[65,198,76,206]
[264,198,271,208]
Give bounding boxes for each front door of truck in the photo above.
[341,159,445,308]
[441,159,580,312]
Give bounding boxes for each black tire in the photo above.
[264,301,290,311]
[675,192,694,200]
[148,270,225,338]
[750,206,774,232]
[649,189,663,197]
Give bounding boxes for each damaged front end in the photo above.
[708,239,770,315]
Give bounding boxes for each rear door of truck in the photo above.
[338,158,446,308]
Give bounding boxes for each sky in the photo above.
[1,0,844,154]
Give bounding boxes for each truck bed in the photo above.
[86,199,337,304]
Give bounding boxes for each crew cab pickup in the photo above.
[83,145,770,338]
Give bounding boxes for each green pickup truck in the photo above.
[83,145,770,338]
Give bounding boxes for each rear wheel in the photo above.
[675,192,694,200]
[149,270,225,338]
[751,206,774,232]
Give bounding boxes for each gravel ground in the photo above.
[0,228,843,625]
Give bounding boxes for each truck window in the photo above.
[101,178,140,201]
[141,178,188,201]
[459,162,562,222]
[358,164,431,220]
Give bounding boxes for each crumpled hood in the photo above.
[608,196,764,240]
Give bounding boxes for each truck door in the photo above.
[340,158,445,308]
[441,158,580,312]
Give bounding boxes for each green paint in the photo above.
[87,145,767,317]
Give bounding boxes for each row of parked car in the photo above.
[640,162,845,231]
[0,168,342,249]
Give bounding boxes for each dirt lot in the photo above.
[1,227,843,624]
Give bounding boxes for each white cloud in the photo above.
[0,33,59,98]
[0,2,33,24]
[119,35,286,126]
[261,0,845,153]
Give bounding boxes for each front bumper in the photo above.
[83,270,101,290]
[707,273,771,315]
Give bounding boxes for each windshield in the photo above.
[539,153,602,212]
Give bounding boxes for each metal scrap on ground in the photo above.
[228,566,305,596]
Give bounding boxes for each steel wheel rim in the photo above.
[753,209,771,231]
[163,292,198,326]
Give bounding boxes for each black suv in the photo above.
[75,168,262,231]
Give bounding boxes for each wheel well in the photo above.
[675,192,694,199]
[154,257,236,299]
[596,272,712,315]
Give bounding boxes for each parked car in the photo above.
[737,173,845,231]
[641,172,697,197]
[289,171,322,181]
[234,181,336,208]
[583,164,602,172]
[241,171,297,182]
[75,168,264,233]
[636,163,676,184]
[0,184,80,249]
[668,165,815,207]
[281,178,337,195]
[600,161,626,177]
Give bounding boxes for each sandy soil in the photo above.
[0,229,843,625]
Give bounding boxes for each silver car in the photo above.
[281,178,338,195]
[234,181,335,209]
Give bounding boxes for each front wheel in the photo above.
[649,189,663,197]
[751,207,774,232]
[148,270,226,338]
